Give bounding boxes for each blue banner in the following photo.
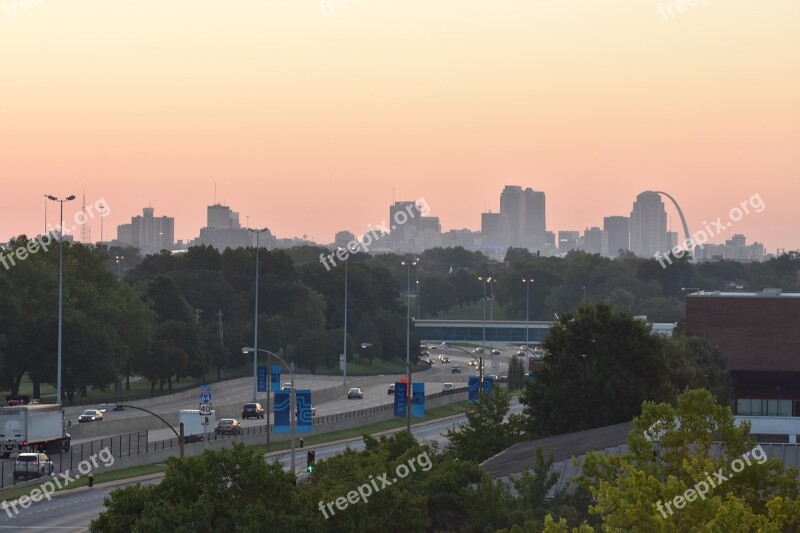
[468,376,480,404]
[412,383,425,417]
[296,390,312,433]
[483,376,495,396]
[394,382,407,417]
[271,365,281,390]
[274,391,290,433]
[257,366,268,393]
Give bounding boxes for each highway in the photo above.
[0,378,523,531]
[0,402,524,532]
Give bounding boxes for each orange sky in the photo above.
[1,1,798,252]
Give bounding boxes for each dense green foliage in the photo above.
[520,303,732,437]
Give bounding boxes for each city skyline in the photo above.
[1,1,797,253]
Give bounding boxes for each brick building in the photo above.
[685,290,800,418]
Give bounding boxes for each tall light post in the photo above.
[242,348,295,471]
[248,228,268,410]
[448,344,484,387]
[522,278,533,348]
[401,258,418,433]
[47,194,75,405]
[115,255,124,279]
[338,246,352,386]
[415,262,420,319]
[478,276,491,351]
[489,278,496,321]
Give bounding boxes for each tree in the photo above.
[90,444,303,532]
[419,277,457,317]
[519,303,676,437]
[507,355,526,392]
[445,386,524,463]
[577,389,800,531]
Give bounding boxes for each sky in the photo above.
[1,0,798,253]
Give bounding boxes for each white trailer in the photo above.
[0,404,71,457]
[179,409,215,443]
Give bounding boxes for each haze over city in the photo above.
[1,1,798,252]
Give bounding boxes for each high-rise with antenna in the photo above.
[79,189,91,243]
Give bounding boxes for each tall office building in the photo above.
[116,207,175,254]
[558,231,580,254]
[500,186,525,247]
[604,216,630,257]
[481,212,510,250]
[191,204,257,251]
[500,185,547,251]
[387,201,424,252]
[630,192,669,258]
[583,227,609,256]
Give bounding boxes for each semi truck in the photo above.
[0,404,71,458]
[179,409,216,443]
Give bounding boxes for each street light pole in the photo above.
[248,228,269,450]
[523,278,533,348]
[402,258,417,433]
[242,348,294,472]
[478,277,491,352]
[342,249,348,386]
[115,256,124,279]
[47,195,75,405]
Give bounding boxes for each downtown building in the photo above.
[190,204,265,251]
[116,207,175,255]
[630,191,669,258]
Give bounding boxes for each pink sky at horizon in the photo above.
[1,1,798,253]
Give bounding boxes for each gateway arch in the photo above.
[651,190,692,251]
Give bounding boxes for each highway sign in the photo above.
[200,385,212,392]
[492,361,500,372]
[200,393,212,403]
[199,403,212,415]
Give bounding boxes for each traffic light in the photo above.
[306,450,315,473]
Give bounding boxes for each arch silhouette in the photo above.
[651,190,691,251]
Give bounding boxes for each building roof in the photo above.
[687,290,800,298]
[480,422,632,479]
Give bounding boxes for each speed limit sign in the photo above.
[199,403,212,415]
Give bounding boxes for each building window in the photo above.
[736,398,793,416]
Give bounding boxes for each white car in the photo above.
[442,383,455,391]
[491,348,501,355]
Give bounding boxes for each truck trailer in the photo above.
[0,404,71,458]
[179,409,216,443]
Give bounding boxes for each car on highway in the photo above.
[295,404,316,416]
[491,348,501,355]
[79,409,104,423]
[468,360,477,367]
[442,383,455,392]
[387,383,395,394]
[420,343,428,350]
[241,402,264,419]
[282,383,292,391]
[215,418,242,435]
[440,342,450,347]
[13,452,54,480]
[442,356,450,363]
[473,347,484,354]
[421,350,430,357]
[426,358,435,365]
[497,375,509,383]
[451,366,462,374]
[347,387,364,399]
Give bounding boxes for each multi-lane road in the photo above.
[0,401,526,532]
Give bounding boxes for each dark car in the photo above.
[78,409,103,423]
[215,418,242,435]
[241,403,264,419]
[387,384,395,395]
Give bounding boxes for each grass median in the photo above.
[0,400,469,503]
